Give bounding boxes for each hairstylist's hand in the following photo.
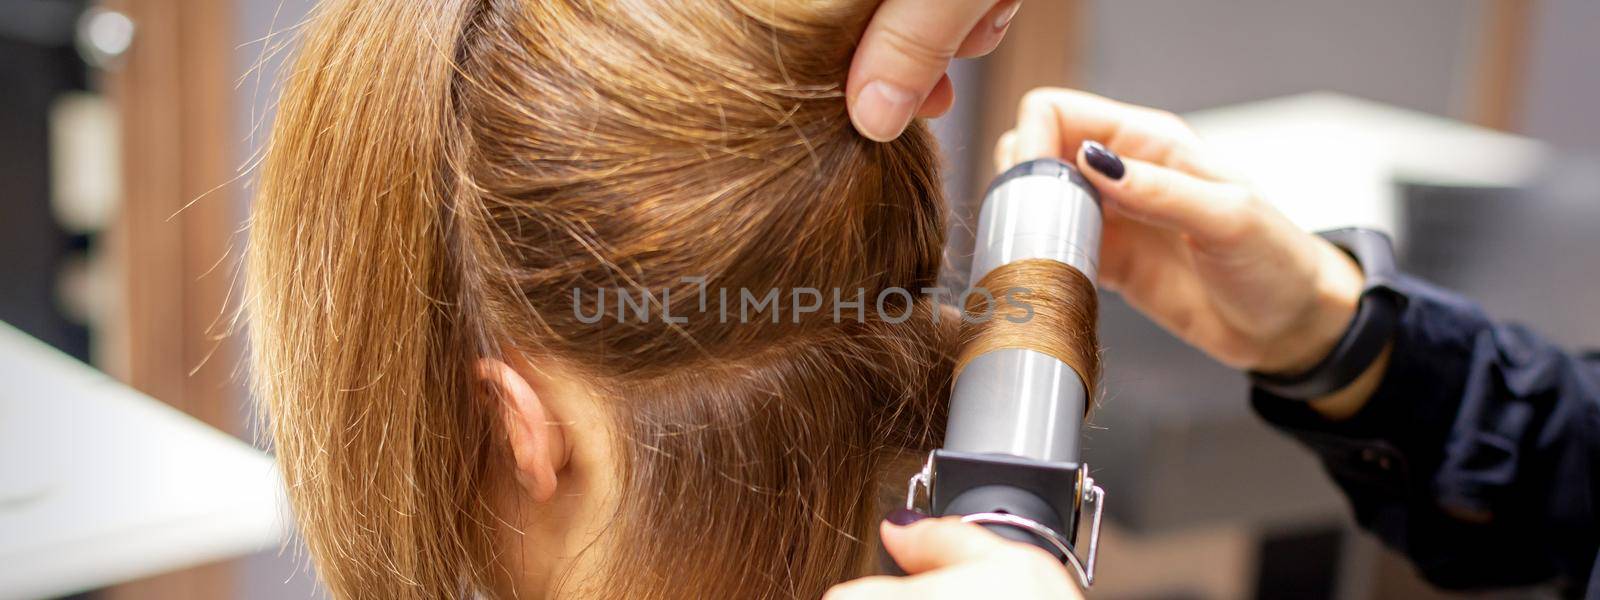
[847,0,1022,142]
[823,513,1083,600]
[996,88,1365,376]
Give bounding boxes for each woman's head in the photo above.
[249,0,952,597]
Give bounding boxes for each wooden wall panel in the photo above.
[1471,0,1538,131]
[102,0,241,597]
[968,0,1085,202]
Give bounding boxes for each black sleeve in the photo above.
[1251,274,1600,596]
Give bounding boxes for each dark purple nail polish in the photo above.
[885,508,929,527]
[1082,140,1125,180]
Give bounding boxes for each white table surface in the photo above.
[0,322,285,599]
[1186,92,1548,245]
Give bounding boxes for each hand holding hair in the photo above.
[847,0,1022,141]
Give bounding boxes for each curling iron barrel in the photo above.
[946,158,1102,464]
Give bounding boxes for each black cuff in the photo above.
[1251,272,1493,493]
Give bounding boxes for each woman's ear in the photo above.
[476,358,569,503]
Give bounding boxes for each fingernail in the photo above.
[1082,140,1126,180]
[884,508,929,527]
[994,1,1022,30]
[853,81,919,142]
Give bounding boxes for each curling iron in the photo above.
[900,158,1105,588]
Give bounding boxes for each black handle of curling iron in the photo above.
[877,480,1070,575]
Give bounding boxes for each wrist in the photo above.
[1256,239,1364,376]
[1247,228,1405,401]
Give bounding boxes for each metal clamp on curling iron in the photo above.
[902,158,1105,589]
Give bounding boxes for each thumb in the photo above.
[880,515,1022,574]
[848,0,995,142]
[1077,140,1257,247]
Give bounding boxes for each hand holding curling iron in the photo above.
[996,89,1367,380]
[850,1,1367,381]
[825,512,1083,600]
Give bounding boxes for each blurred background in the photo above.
[1,0,1596,598]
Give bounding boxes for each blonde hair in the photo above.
[248,0,956,597]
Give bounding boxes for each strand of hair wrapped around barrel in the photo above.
[955,258,1101,413]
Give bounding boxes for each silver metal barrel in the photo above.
[944,159,1102,464]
